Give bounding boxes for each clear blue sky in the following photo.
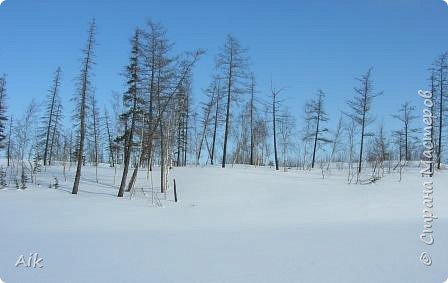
[0,0,447,132]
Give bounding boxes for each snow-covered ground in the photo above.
[1,164,447,283]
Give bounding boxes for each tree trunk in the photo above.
[311,112,320,169]
[184,94,189,165]
[7,117,12,167]
[249,80,254,165]
[105,111,115,167]
[357,93,367,176]
[438,68,444,169]
[222,53,233,168]
[211,88,219,165]
[273,97,279,171]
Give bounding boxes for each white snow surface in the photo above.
[1,164,447,283]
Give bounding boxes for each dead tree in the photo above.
[15,101,38,181]
[327,116,343,170]
[210,78,222,165]
[90,90,101,182]
[278,111,294,170]
[249,73,257,165]
[392,101,418,161]
[72,19,96,195]
[271,84,284,171]
[42,67,62,166]
[175,81,190,167]
[183,84,190,165]
[344,68,382,180]
[48,102,62,165]
[300,105,314,170]
[217,35,248,168]
[345,119,358,183]
[104,109,115,167]
[196,80,216,164]
[306,89,330,168]
[370,123,389,179]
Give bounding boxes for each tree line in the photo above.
[0,19,447,193]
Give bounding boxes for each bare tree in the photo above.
[271,84,284,171]
[327,115,343,170]
[344,68,382,179]
[196,80,217,164]
[210,78,222,165]
[41,67,62,166]
[175,79,191,167]
[278,110,294,171]
[139,20,171,173]
[253,116,269,166]
[392,101,418,161]
[104,109,115,167]
[48,102,62,165]
[249,73,257,165]
[90,90,101,182]
[72,19,96,195]
[345,118,358,183]
[217,35,248,168]
[15,100,38,184]
[305,90,330,168]
[368,123,389,180]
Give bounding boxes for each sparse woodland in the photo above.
[1,20,447,194]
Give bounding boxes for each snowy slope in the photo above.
[0,165,447,283]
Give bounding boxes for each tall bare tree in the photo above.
[271,84,284,171]
[104,109,115,167]
[278,110,294,170]
[196,80,217,164]
[90,90,101,182]
[41,67,62,166]
[48,102,62,165]
[216,35,248,168]
[72,19,96,195]
[210,78,222,165]
[344,68,382,178]
[249,73,257,165]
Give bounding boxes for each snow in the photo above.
[1,165,447,282]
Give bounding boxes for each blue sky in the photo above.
[0,0,447,132]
